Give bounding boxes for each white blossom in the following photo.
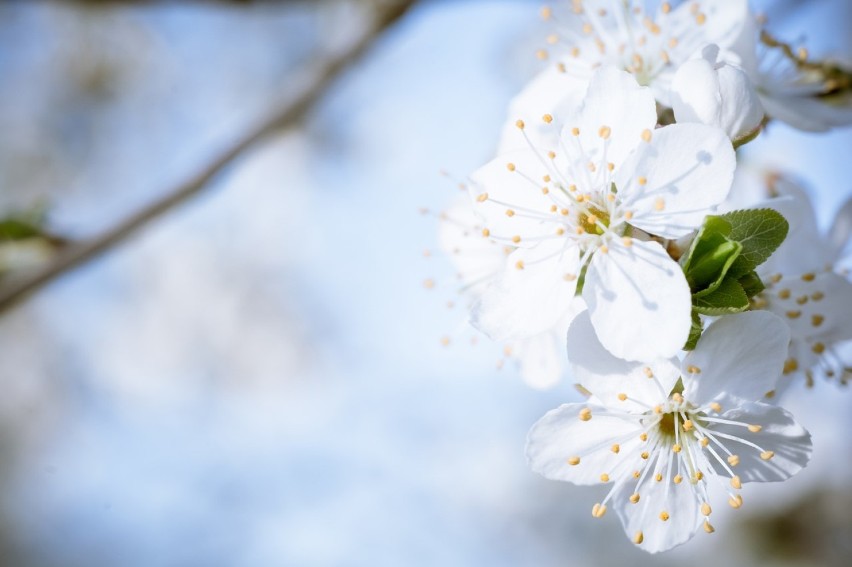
[526,310,812,553]
[468,67,735,361]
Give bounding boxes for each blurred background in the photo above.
[0,1,850,565]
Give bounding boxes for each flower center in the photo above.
[578,205,610,235]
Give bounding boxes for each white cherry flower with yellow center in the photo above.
[469,67,735,361]
[526,310,812,553]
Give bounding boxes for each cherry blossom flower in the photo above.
[437,197,578,388]
[748,175,852,392]
[468,67,735,361]
[539,0,748,108]
[526,310,812,553]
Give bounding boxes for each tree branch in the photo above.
[0,0,415,314]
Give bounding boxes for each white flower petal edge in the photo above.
[583,238,691,361]
[527,311,812,553]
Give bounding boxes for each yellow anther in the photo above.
[476,193,488,202]
[797,46,809,61]
[661,2,671,13]
[512,235,521,244]
[654,197,666,211]
[695,12,706,25]
[641,451,649,460]
[617,393,628,401]
[515,119,525,130]
[607,162,614,172]
[579,408,592,421]
[423,279,435,289]
[550,205,558,213]
[563,273,576,281]
[568,184,577,192]
[641,129,652,142]
[672,444,682,453]
[653,405,663,414]
[783,358,799,374]
[760,450,775,461]
[693,471,704,482]
[701,502,712,516]
[571,127,581,137]
[655,473,663,482]
[515,260,524,270]
[547,151,556,159]
[541,187,549,195]
[556,228,566,236]
[561,208,570,216]
[582,23,593,34]
[542,113,553,123]
[639,433,648,442]
[567,456,581,466]
[729,495,743,509]
[777,288,791,299]
[786,310,801,319]
[812,314,825,327]
[599,245,609,254]
[598,125,612,139]
[557,62,567,73]
[812,342,826,354]
[633,470,641,479]
[481,228,490,237]
[643,367,654,378]
[700,437,710,447]
[668,37,678,48]
[638,176,647,186]
[611,444,620,454]
[506,162,516,172]
[672,392,683,404]
[600,473,610,482]
[633,531,644,545]
[587,162,597,173]
[535,49,548,61]
[630,493,640,504]
[704,520,715,533]
[710,402,722,412]
[731,475,742,489]
[682,420,694,431]
[622,237,633,247]
[546,33,559,45]
[770,273,783,283]
[624,211,634,220]
[659,511,670,522]
[505,209,516,217]
[540,6,552,20]
[812,291,824,301]
[687,365,701,374]
[592,503,607,518]
[727,455,740,466]
[673,474,683,484]
[747,424,762,433]
[802,272,816,281]
[796,295,809,305]
[569,47,580,58]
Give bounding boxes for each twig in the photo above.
[0,0,416,314]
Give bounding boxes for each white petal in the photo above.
[437,196,505,294]
[566,311,680,410]
[526,402,644,486]
[760,91,852,133]
[615,123,736,239]
[715,64,764,141]
[611,464,702,554]
[514,307,578,390]
[671,51,724,127]
[706,402,811,483]
[583,239,692,361]
[470,239,580,341]
[829,196,852,259]
[574,67,657,172]
[683,311,790,406]
[497,66,588,153]
[765,272,852,345]
[469,150,563,247]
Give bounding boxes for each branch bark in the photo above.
[0,0,415,314]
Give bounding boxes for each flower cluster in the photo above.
[436,0,852,554]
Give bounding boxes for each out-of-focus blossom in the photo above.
[468,68,734,361]
[527,311,812,553]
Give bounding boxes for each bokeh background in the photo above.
[0,1,851,565]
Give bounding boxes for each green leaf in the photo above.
[738,270,766,298]
[694,276,750,315]
[680,216,742,294]
[719,208,789,277]
[683,310,703,351]
[0,218,44,241]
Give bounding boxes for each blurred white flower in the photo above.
[539,0,749,109]
[468,67,735,361]
[526,310,812,553]
[749,174,852,392]
[671,44,764,144]
[438,197,576,389]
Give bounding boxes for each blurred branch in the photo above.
[0,0,416,314]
